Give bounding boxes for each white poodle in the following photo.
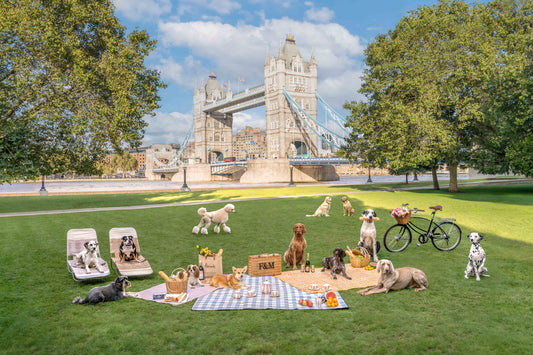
[192,203,235,235]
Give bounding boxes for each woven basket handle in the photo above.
[171,267,187,280]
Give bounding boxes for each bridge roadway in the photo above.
[202,84,265,114]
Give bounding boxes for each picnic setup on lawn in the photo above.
[68,196,480,311]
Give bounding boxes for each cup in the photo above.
[270,290,279,297]
[309,283,318,291]
[233,290,241,299]
[323,284,331,291]
[247,290,256,297]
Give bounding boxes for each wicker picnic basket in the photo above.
[346,246,370,268]
[165,267,188,294]
[248,253,282,276]
[394,213,411,225]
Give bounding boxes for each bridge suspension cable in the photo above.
[152,123,194,169]
[283,88,348,149]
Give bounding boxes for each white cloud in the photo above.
[143,111,193,146]
[305,6,335,23]
[155,56,207,89]
[233,109,266,134]
[158,18,364,92]
[112,0,172,21]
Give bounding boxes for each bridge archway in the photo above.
[209,150,224,163]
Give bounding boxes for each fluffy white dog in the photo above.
[192,203,235,235]
[306,196,332,217]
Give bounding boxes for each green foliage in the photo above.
[0,0,166,182]
[342,0,533,192]
[110,152,138,177]
[0,184,531,353]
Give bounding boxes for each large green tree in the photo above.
[342,0,532,192]
[0,0,166,183]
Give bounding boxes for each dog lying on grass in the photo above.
[358,259,427,295]
[72,276,137,305]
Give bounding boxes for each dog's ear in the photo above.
[232,266,236,273]
[376,260,384,273]
[302,224,307,233]
[479,233,484,241]
[372,210,377,217]
[83,241,89,249]
[243,266,247,273]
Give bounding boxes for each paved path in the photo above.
[2,176,530,218]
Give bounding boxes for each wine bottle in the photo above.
[305,253,311,272]
[198,261,205,280]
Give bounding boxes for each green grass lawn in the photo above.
[0,184,531,354]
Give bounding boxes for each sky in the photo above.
[111,0,446,147]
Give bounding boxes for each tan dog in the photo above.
[341,196,355,216]
[205,266,250,289]
[283,223,307,270]
[192,203,235,235]
[306,196,332,217]
[358,259,428,295]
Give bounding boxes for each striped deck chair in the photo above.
[67,228,110,281]
[109,227,153,277]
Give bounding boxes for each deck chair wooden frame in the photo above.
[109,227,153,277]
[67,228,110,281]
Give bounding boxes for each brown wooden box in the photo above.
[248,253,282,276]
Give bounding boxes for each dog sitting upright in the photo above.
[283,223,307,270]
[465,232,489,281]
[192,203,235,235]
[306,196,332,217]
[358,209,380,262]
[75,240,104,274]
[341,196,355,216]
[321,247,352,280]
[119,235,140,262]
[187,264,203,288]
[204,266,250,289]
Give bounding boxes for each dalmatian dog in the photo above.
[465,232,489,281]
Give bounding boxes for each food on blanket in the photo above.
[164,292,187,302]
[364,265,375,270]
[306,299,313,307]
[298,299,305,305]
[326,291,337,300]
[326,297,339,307]
[153,293,165,300]
[158,271,172,282]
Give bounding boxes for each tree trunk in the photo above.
[431,166,440,190]
[448,162,459,193]
[405,173,409,184]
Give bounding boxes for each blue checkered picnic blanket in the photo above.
[192,275,348,311]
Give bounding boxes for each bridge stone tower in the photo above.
[264,34,318,159]
[193,72,234,163]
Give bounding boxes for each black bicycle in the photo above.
[383,204,461,252]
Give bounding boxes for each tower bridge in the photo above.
[147,34,351,183]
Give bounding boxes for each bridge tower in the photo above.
[193,72,234,163]
[264,34,318,159]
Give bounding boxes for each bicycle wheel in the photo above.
[383,224,412,252]
[431,221,461,251]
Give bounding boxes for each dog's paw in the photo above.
[213,225,220,234]
[223,226,231,233]
[201,228,208,235]
[192,226,200,234]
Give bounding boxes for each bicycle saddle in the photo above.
[429,205,442,211]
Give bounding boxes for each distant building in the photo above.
[232,126,266,160]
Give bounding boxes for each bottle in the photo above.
[305,253,311,272]
[198,261,205,281]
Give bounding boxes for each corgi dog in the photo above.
[204,266,250,289]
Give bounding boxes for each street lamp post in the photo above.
[366,166,373,183]
[39,175,48,195]
[181,166,190,191]
[288,165,295,187]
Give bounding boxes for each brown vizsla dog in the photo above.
[283,223,307,270]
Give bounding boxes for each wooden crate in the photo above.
[248,253,282,276]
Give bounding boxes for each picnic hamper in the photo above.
[165,268,188,294]
[248,253,282,276]
[394,213,411,225]
[346,246,370,268]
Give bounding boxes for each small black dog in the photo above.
[321,247,352,280]
[72,276,135,305]
[119,235,138,262]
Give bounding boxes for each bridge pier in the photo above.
[240,158,338,183]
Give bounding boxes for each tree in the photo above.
[343,0,532,192]
[0,0,166,183]
[110,152,137,178]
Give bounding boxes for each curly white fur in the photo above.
[192,203,235,235]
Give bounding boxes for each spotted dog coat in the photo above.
[321,247,352,280]
[465,232,489,281]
